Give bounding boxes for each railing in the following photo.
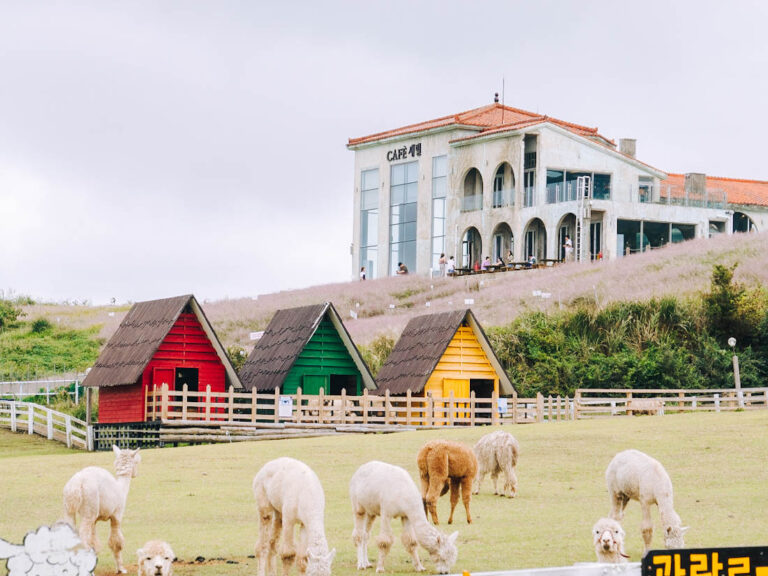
[0,378,84,403]
[492,188,514,208]
[574,387,768,418]
[0,400,91,450]
[634,184,728,209]
[462,194,483,212]
[524,186,535,207]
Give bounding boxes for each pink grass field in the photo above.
[22,231,768,352]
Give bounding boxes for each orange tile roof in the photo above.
[347,102,613,147]
[663,173,768,207]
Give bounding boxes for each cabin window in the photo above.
[175,367,199,393]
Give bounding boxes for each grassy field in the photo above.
[1,411,768,575]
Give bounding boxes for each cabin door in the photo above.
[442,378,469,421]
[470,378,495,423]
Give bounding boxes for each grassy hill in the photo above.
[1,411,767,575]
[16,231,768,355]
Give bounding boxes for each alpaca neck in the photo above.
[115,472,133,501]
[409,513,443,553]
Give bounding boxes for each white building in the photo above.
[347,99,767,279]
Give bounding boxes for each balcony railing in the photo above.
[524,186,535,207]
[462,194,483,211]
[634,185,727,209]
[492,188,514,208]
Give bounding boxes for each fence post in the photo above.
[384,389,391,425]
[161,383,169,420]
[182,384,189,420]
[86,425,94,452]
[405,389,412,426]
[28,404,34,435]
[447,391,455,427]
[228,386,235,423]
[426,393,433,427]
[46,409,53,439]
[470,390,476,427]
[714,393,720,413]
[65,415,72,448]
[205,385,212,421]
[296,387,303,424]
[492,389,499,426]
[536,393,544,423]
[340,388,347,424]
[318,388,325,424]
[362,389,369,425]
[10,402,17,432]
[255,388,263,424]
[574,390,581,420]
[75,380,79,404]
[271,388,278,423]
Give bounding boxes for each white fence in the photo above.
[0,400,91,450]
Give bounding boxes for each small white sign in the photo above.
[532,290,542,297]
[350,310,358,319]
[464,298,474,305]
[389,304,396,309]
[425,301,431,307]
[108,312,115,317]
[498,398,508,414]
[278,396,293,418]
[541,292,551,299]
[249,331,265,341]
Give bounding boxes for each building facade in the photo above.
[348,100,767,278]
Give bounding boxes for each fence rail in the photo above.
[0,400,91,450]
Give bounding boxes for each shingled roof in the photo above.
[238,302,376,392]
[375,309,515,396]
[82,294,241,389]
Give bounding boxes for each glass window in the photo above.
[390,161,418,275]
[593,173,611,200]
[431,156,447,272]
[360,168,379,279]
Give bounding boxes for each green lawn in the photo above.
[1,411,767,576]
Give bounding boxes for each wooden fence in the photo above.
[0,400,91,450]
[144,384,768,426]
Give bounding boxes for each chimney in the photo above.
[685,173,707,197]
[619,138,636,158]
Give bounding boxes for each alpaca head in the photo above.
[305,548,335,576]
[430,531,458,574]
[112,445,141,478]
[592,518,626,562]
[137,540,175,576]
[663,524,688,549]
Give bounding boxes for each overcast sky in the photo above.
[1,1,766,305]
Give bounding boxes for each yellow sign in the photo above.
[644,547,768,576]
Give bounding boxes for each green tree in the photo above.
[0,299,23,331]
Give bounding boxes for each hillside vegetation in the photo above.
[1,411,767,576]
[3,232,768,394]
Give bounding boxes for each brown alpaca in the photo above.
[417,440,478,525]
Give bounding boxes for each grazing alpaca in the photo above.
[253,457,336,576]
[472,430,519,498]
[417,440,477,525]
[592,518,628,563]
[137,540,175,576]
[606,449,688,553]
[63,445,141,574]
[349,461,459,574]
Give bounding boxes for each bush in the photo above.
[0,299,23,331]
[31,318,52,334]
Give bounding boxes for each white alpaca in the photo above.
[349,461,458,574]
[137,540,175,576]
[472,431,519,498]
[63,445,141,574]
[253,457,336,576]
[606,449,688,553]
[592,517,628,563]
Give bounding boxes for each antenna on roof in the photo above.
[494,92,499,103]
[501,77,505,123]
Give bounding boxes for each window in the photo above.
[360,169,379,279]
[431,156,447,272]
[546,169,611,203]
[390,161,418,275]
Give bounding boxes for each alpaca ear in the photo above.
[327,548,336,562]
[681,526,690,534]
[136,548,144,558]
[448,531,459,545]
[112,444,120,456]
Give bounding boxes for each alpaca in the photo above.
[63,445,141,574]
[253,457,336,576]
[137,540,175,576]
[606,449,688,553]
[472,431,519,498]
[592,518,628,563]
[349,461,458,574]
[417,440,477,525]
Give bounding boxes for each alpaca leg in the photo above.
[108,517,126,574]
[641,504,654,554]
[447,478,461,525]
[280,520,297,576]
[352,507,373,569]
[472,471,485,495]
[375,514,394,573]
[296,525,308,574]
[504,464,518,498]
[256,508,274,576]
[420,473,431,517]
[491,470,500,495]
[425,478,443,525]
[460,476,473,524]
[400,518,424,572]
[610,493,629,522]
[78,518,97,551]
